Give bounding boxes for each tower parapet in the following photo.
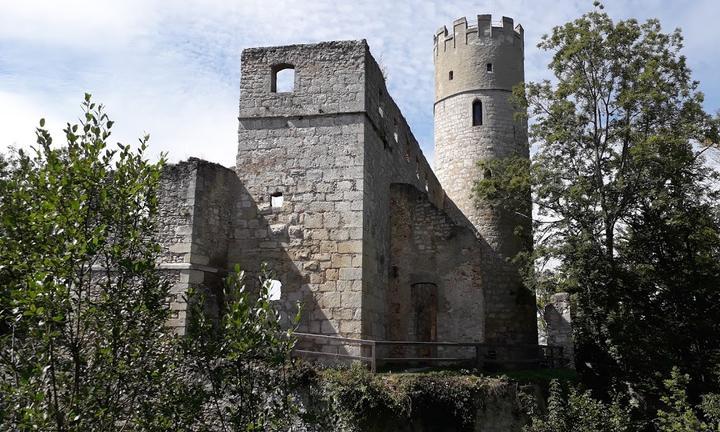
[433,15,523,54]
[434,15,525,103]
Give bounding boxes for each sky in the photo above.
[1,0,719,168]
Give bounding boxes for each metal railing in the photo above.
[293,332,566,373]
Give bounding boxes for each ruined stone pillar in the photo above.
[543,292,575,369]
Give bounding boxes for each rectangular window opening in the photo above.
[268,279,282,301]
[271,192,284,208]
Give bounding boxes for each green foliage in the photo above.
[525,380,640,432]
[655,367,720,431]
[305,366,521,432]
[475,3,720,412]
[498,367,579,387]
[0,96,304,431]
[180,264,302,431]
[474,155,532,223]
[0,95,177,430]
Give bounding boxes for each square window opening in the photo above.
[271,192,284,208]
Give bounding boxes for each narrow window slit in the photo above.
[472,100,483,126]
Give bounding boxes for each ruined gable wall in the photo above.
[235,41,367,338]
[388,183,484,349]
[360,48,483,340]
[157,159,237,333]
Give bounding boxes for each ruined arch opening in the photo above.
[472,99,483,126]
[271,63,295,93]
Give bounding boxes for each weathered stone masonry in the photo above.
[157,15,538,353]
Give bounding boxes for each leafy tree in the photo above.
[655,368,709,431]
[0,94,179,430]
[0,95,305,431]
[475,3,720,408]
[524,379,639,432]
[181,264,302,431]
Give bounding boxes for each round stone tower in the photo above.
[434,15,536,346]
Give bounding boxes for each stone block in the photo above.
[319,281,337,292]
[325,268,339,281]
[331,254,353,267]
[337,240,362,254]
[169,242,192,254]
[341,292,362,308]
[304,213,323,228]
[339,267,362,281]
[340,320,361,334]
[180,269,204,284]
[319,240,338,253]
[320,292,341,308]
[321,320,340,334]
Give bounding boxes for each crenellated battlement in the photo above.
[433,15,523,54]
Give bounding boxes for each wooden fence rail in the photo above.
[293,332,566,373]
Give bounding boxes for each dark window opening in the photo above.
[448,70,454,80]
[486,63,493,72]
[472,100,483,126]
[271,64,295,93]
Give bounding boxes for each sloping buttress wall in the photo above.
[387,184,484,352]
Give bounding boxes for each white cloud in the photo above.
[1,0,718,167]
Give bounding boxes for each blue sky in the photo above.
[1,0,718,168]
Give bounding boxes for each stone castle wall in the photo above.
[388,183,484,354]
[236,41,367,339]
[155,32,539,350]
[359,47,463,339]
[157,159,236,333]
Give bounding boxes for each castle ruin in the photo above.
[157,15,539,360]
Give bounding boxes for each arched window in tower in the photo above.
[472,100,483,126]
[271,64,295,93]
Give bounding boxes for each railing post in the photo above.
[557,346,564,368]
[370,341,377,373]
[474,344,484,370]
